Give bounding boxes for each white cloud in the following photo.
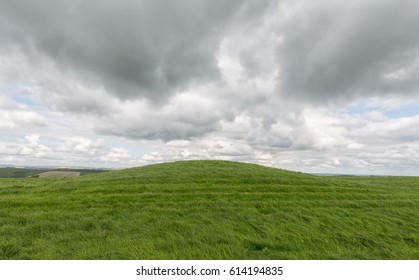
[17,134,53,158]
[0,110,44,128]
[141,152,164,163]
[101,148,132,162]
[62,137,105,155]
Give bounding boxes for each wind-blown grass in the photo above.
[0,160,418,259]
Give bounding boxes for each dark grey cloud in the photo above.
[0,0,260,102]
[97,115,221,142]
[276,0,419,103]
[3,0,419,107]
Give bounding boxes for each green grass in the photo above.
[0,160,418,259]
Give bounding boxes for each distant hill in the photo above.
[0,167,107,178]
[0,167,48,178]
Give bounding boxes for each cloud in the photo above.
[0,0,263,102]
[276,0,419,103]
[101,147,132,162]
[348,113,419,145]
[0,110,44,129]
[94,88,224,141]
[0,94,45,129]
[3,0,419,107]
[62,137,105,155]
[1,0,419,175]
[6,134,53,159]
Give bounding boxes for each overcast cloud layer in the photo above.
[1,0,419,175]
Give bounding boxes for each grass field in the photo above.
[0,160,418,260]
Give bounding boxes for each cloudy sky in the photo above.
[1,0,419,175]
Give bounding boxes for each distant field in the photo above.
[0,167,106,178]
[0,160,418,260]
[36,171,81,178]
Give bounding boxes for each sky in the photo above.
[1,0,419,175]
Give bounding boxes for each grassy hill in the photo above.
[0,167,48,178]
[0,160,418,259]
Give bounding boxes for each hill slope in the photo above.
[0,160,418,259]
